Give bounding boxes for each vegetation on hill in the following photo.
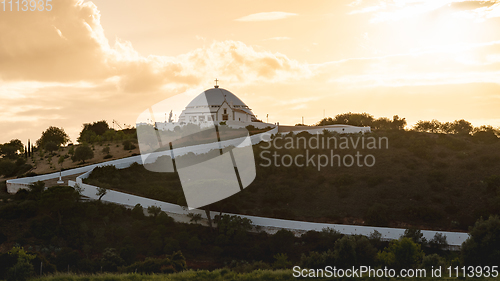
[29,269,500,281]
[86,127,500,232]
[1,113,500,278]
[0,121,140,178]
[2,181,500,278]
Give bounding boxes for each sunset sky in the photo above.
[1,0,500,144]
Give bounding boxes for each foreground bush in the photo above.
[35,269,304,281]
[31,269,500,281]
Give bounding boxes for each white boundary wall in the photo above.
[6,127,278,193]
[6,126,468,247]
[68,179,468,247]
[155,121,274,131]
[284,124,372,135]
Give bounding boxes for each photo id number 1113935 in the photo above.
[1,0,52,12]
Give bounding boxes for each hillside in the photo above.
[85,130,500,232]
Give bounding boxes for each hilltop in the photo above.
[85,128,500,232]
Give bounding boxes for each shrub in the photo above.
[122,140,136,150]
[365,203,389,226]
[272,253,291,269]
[377,237,424,270]
[461,215,500,266]
[422,253,445,271]
[102,146,110,154]
[72,145,94,163]
[44,141,59,153]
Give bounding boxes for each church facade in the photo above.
[177,86,256,125]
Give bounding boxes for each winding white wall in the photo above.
[6,126,468,247]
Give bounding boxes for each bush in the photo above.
[44,141,59,153]
[300,250,334,269]
[462,215,500,266]
[102,146,111,154]
[365,203,389,226]
[123,140,136,150]
[72,145,94,163]
[132,204,145,219]
[421,253,445,271]
[377,237,424,270]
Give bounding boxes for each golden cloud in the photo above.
[0,0,309,93]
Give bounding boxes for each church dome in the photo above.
[186,88,248,108]
[176,86,256,125]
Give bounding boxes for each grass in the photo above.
[35,270,300,281]
[32,269,500,281]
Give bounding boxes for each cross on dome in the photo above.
[214,78,219,88]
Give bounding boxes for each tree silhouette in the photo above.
[96,186,107,201]
[462,216,500,266]
[41,186,79,225]
[36,126,69,148]
[0,139,24,159]
[73,145,94,163]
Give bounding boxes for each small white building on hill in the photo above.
[178,86,256,124]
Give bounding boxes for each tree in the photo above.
[78,120,110,143]
[472,126,498,143]
[187,213,202,223]
[451,119,473,135]
[28,181,45,200]
[354,236,377,266]
[58,155,65,169]
[148,206,162,217]
[132,204,145,219]
[429,233,448,254]
[6,246,35,281]
[96,186,107,201]
[101,248,125,272]
[40,186,79,225]
[272,253,292,269]
[377,237,424,270]
[44,141,59,153]
[68,145,75,155]
[413,120,441,133]
[84,120,110,135]
[73,145,94,163]
[122,140,136,150]
[0,139,24,159]
[214,214,253,247]
[391,115,407,130]
[403,228,427,245]
[317,112,374,127]
[77,130,97,144]
[372,117,393,130]
[333,235,357,268]
[461,216,500,266]
[37,126,70,148]
[102,146,110,155]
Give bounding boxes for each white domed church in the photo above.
[178,85,256,125]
